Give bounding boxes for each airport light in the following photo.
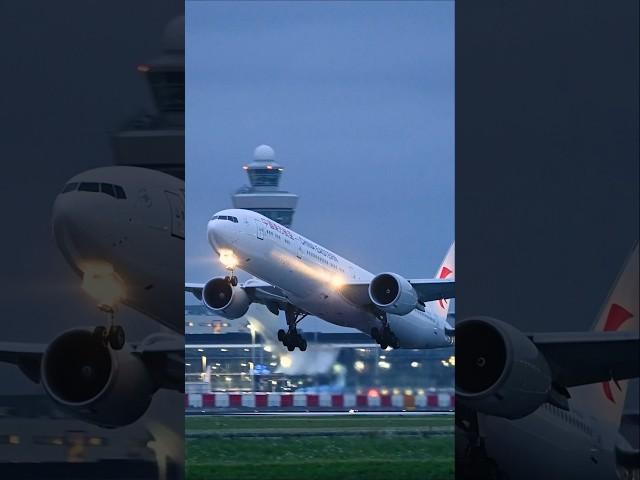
[263,345,272,352]
[220,348,228,352]
[448,355,455,366]
[378,361,391,369]
[280,355,292,368]
[197,348,204,352]
[354,360,365,372]
[269,362,277,367]
[411,361,420,368]
[225,377,232,382]
[201,355,207,371]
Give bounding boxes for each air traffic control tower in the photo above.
[232,145,298,227]
[111,16,184,179]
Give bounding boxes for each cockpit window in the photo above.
[61,182,78,193]
[100,183,115,197]
[113,185,126,199]
[61,181,126,199]
[78,182,99,192]
[211,215,238,223]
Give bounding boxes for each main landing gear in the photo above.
[370,312,399,349]
[277,305,308,352]
[93,306,125,350]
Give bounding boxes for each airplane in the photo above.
[0,166,184,428]
[455,243,639,480]
[185,208,455,351]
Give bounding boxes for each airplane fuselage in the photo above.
[208,209,452,349]
[478,400,620,480]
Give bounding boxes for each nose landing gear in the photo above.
[277,305,308,351]
[92,306,125,350]
[224,268,238,286]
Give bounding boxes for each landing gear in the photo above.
[224,274,238,286]
[223,265,239,286]
[278,305,308,351]
[370,313,399,349]
[93,308,125,350]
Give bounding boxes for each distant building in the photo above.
[232,144,298,227]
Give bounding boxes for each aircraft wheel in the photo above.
[230,276,238,286]
[299,339,307,351]
[93,326,108,346]
[224,276,230,284]
[109,325,125,350]
[287,344,295,352]
[277,329,286,341]
[380,341,388,349]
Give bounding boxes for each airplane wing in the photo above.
[340,278,455,306]
[527,331,640,388]
[0,336,185,393]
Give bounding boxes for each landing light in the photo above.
[81,262,124,310]
[219,249,238,269]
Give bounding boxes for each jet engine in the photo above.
[41,329,155,427]
[369,272,418,315]
[202,277,251,319]
[456,317,552,419]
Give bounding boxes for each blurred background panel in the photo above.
[1,2,184,478]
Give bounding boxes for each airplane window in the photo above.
[78,182,99,192]
[114,185,126,199]
[100,183,116,197]
[62,182,78,193]
[231,216,238,223]
[211,215,219,220]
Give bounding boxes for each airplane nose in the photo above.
[52,193,107,267]
[207,218,238,252]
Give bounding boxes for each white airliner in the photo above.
[0,166,184,428]
[456,243,639,480]
[186,208,455,351]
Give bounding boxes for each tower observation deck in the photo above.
[231,145,299,228]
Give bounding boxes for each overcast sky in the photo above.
[186,1,455,331]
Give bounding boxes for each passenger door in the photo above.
[255,220,265,240]
[164,191,184,239]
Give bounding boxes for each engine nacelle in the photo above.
[456,317,552,419]
[41,329,155,427]
[369,272,418,315]
[202,277,251,319]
